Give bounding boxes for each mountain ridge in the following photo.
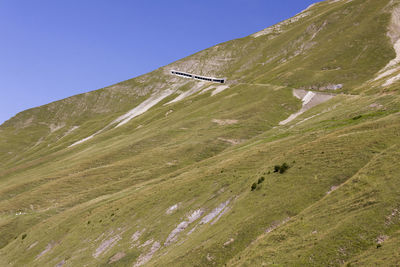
[1,0,400,266]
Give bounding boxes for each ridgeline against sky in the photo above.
[2,0,400,265]
[0,0,317,124]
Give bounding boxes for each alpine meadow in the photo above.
[1,0,400,266]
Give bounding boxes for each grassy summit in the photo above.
[1,0,400,266]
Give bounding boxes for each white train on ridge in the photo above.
[171,70,226,84]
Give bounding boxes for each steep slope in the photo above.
[1,0,395,165]
[1,0,400,266]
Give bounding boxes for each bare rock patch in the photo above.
[131,229,146,248]
[164,209,204,246]
[134,241,161,267]
[35,241,57,260]
[93,235,122,258]
[224,238,235,246]
[201,199,231,225]
[55,259,66,267]
[377,235,389,244]
[108,252,126,264]
[279,89,334,125]
[27,241,38,250]
[166,203,180,215]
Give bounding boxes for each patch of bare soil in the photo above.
[49,123,65,133]
[134,241,161,267]
[93,235,122,258]
[265,217,291,234]
[54,259,66,267]
[211,206,231,225]
[200,199,231,224]
[108,252,126,264]
[211,85,230,96]
[35,241,56,260]
[165,83,205,105]
[326,185,339,194]
[27,241,38,250]
[377,235,389,244]
[212,119,238,126]
[217,138,242,145]
[165,110,173,116]
[385,208,400,226]
[166,203,179,215]
[131,229,145,248]
[164,209,204,246]
[138,239,154,248]
[374,5,400,84]
[279,89,334,125]
[224,238,235,246]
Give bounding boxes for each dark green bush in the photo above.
[352,115,362,120]
[273,163,290,174]
[258,177,265,184]
[274,165,281,173]
[251,183,257,191]
[21,234,27,240]
[279,163,289,174]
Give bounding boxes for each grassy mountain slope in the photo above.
[1,0,400,266]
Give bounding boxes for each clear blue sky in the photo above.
[0,0,318,124]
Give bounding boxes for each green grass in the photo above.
[1,0,400,266]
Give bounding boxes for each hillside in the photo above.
[1,0,400,266]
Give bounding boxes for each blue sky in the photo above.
[0,0,318,124]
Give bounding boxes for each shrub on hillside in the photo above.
[258,177,265,184]
[279,163,289,174]
[274,165,281,173]
[273,163,290,174]
[251,183,257,191]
